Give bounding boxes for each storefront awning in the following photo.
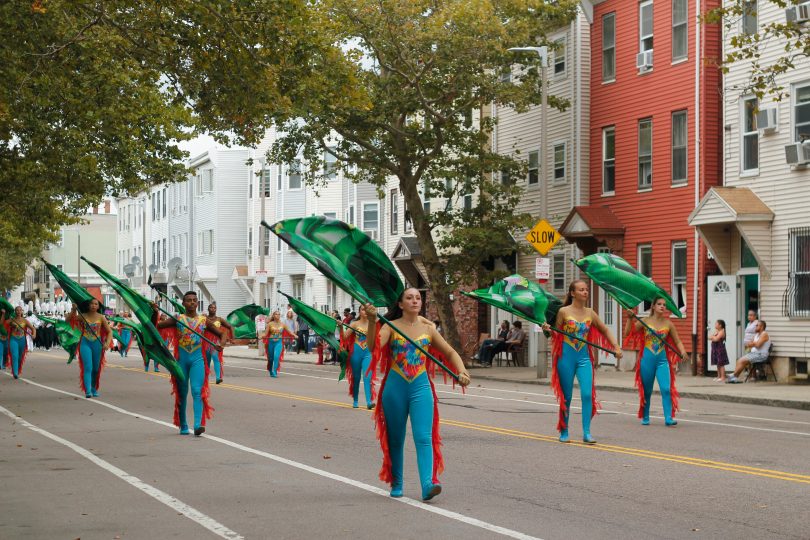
[688,187,774,277]
[559,205,625,254]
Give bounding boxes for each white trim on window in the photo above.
[602,12,616,83]
[792,81,810,143]
[671,110,688,186]
[602,126,615,195]
[741,96,759,175]
[552,141,567,184]
[671,0,688,62]
[672,241,687,315]
[638,118,653,189]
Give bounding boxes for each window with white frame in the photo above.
[463,191,473,210]
[277,164,283,190]
[324,212,337,220]
[672,241,687,313]
[553,142,566,182]
[788,227,810,317]
[793,83,810,143]
[162,188,167,218]
[742,0,757,36]
[390,189,399,234]
[603,127,615,194]
[324,148,338,180]
[742,96,759,172]
[288,160,302,190]
[638,118,653,188]
[198,230,214,255]
[602,13,616,82]
[404,202,412,233]
[162,238,166,266]
[263,227,271,256]
[261,169,272,197]
[672,111,688,185]
[639,1,654,55]
[554,38,566,76]
[247,229,252,258]
[672,0,688,61]
[293,279,304,301]
[362,202,379,239]
[500,169,511,185]
[638,244,653,312]
[444,178,453,210]
[348,205,355,225]
[552,253,566,292]
[151,193,156,221]
[528,151,539,185]
[277,235,282,252]
[199,170,213,193]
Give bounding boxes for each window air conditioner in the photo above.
[636,50,653,70]
[785,142,810,165]
[363,229,378,240]
[786,3,810,23]
[756,107,778,133]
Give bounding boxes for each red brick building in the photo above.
[562,0,722,370]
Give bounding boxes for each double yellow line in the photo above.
[109,363,810,486]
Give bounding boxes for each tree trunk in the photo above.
[398,174,465,363]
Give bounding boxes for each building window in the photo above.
[554,38,566,76]
[324,148,338,180]
[793,83,810,143]
[742,0,757,36]
[603,127,615,194]
[672,0,688,61]
[404,203,412,233]
[262,169,272,197]
[263,227,271,256]
[528,151,539,186]
[151,194,156,221]
[288,160,302,190]
[788,227,810,317]
[638,118,653,189]
[672,242,687,313]
[463,192,473,210]
[553,142,566,182]
[196,170,214,193]
[639,1,654,54]
[602,13,616,82]
[277,164,283,190]
[247,229,252,258]
[672,111,688,185]
[444,178,453,210]
[638,244,653,312]
[293,279,304,301]
[742,96,759,173]
[162,238,167,266]
[390,189,399,234]
[198,230,214,255]
[500,169,511,185]
[552,253,566,292]
[324,211,337,220]
[277,235,282,252]
[362,202,379,240]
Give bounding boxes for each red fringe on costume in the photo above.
[371,330,444,486]
[426,347,466,394]
[74,327,109,394]
[1,322,9,368]
[625,326,681,419]
[167,323,214,428]
[549,327,610,432]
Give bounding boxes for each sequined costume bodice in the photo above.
[177,314,206,353]
[644,325,670,356]
[561,317,592,352]
[353,327,368,349]
[82,321,102,341]
[11,321,26,338]
[390,333,430,382]
[267,324,284,340]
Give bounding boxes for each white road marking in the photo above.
[11,374,542,540]
[0,401,243,540]
[223,362,810,437]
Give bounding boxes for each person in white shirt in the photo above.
[727,320,770,383]
[742,310,758,352]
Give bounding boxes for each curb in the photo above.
[469,374,810,411]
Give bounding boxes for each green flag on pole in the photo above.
[0,297,15,337]
[41,259,106,312]
[81,257,184,381]
[36,315,82,363]
[226,304,270,339]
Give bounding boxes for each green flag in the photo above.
[267,216,402,307]
[574,253,683,318]
[41,259,107,312]
[81,257,184,381]
[279,292,339,351]
[36,315,82,363]
[155,290,185,314]
[462,275,561,326]
[226,304,270,339]
[0,297,15,337]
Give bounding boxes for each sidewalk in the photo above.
[223,346,810,411]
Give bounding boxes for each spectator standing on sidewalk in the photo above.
[296,317,310,354]
[743,310,758,353]
[709,320,729,382]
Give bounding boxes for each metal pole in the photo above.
[77,231,81,286]
[537,60,549,380]
[259,163,266,306]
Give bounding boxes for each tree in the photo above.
[0,0,311,289]
[704,0,810,99]
[268,0,579,352]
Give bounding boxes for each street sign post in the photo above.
[526,219,561,256]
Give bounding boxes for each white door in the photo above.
[598,286,619,366]
[706,276,738,372]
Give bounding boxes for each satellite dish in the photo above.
[148,264,158,274]
[168,257,183,270]
[123,264,136,277]
[131,256,141,266]
[176,268,191,280]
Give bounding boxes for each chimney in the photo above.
[104,200,111,214]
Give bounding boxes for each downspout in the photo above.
[692,0,702,375]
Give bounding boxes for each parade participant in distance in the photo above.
[117,312,133,358]
[6,306,37,379]
[262,310,294,378]
[343,305,375,409]
[205,302,233,385]
[68,300,112,396]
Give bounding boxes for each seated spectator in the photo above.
[743,310,758,353]
[727,320,770,383]
[475,320,511,367]
[505,321,525,353]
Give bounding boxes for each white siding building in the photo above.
[689,1,810,381]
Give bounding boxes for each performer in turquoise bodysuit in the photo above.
[366,288,470,501]
[68,300,112,396]
[7,306,37,380]
[344,306,375,409]
[156,291,223,436]
[204,302,233,385]
[0,308,11,371]
[545,280,622,444]
[625,297,686,426]
[262,311,294,378]
[117,313,133,358]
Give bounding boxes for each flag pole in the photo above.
[153,304,222,351]
[546,327,618,356]
[628,313,685,360]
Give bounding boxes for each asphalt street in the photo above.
[1,349,808,540]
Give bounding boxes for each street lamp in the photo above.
[509,46,549,379]
[257,156,267,307]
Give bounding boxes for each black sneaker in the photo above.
[194,426,206,437]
